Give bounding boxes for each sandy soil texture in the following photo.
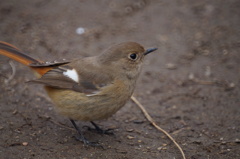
[0,0,239,158]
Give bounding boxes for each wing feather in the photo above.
[30,62,113,95]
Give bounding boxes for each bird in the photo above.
[0,41,157,145]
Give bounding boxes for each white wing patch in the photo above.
[63,69,79,82]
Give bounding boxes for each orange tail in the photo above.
[0,41,52,75]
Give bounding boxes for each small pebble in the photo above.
[166,63,177,70]
[162,143,167,146]
[12,109,18,115]
[127,135,135,139]
[229,83,235,88]
[235,138,240,143]
[22,142,28,146]
[76,27,85,35]
[126,128,134,132]
[188,73,195,80]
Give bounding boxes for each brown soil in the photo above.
[0,0,239,158]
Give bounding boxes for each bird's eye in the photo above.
[128,53,138,60]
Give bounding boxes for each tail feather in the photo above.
[0,41,21,50]
[0,41,41,65]
[0,41,51,75]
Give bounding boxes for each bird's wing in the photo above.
[29,62,113,95]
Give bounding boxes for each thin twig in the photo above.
[4,60,16,83]
[131,96,186,159]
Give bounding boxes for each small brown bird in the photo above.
[0,41,157,145]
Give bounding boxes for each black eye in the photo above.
[129,53,138,60]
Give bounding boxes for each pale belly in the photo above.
[45,83,134,121]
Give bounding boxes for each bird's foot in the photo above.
[83,121,114,135]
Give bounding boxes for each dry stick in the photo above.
[131,96,186,159]
[5,60,16,83]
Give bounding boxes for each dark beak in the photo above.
[144,48,158,55]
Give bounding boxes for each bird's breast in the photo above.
[45,79,135,121]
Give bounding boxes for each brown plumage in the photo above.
[0,41,157,145]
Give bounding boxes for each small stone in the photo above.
[188,73,195,80]
[22,142,28,146]
[229,83,235,88]
[126,128,134,132]
[127,135,135,139]
[235,138,240,143]
[166,63,177,70]
[76,27,85,35]
[12,109,18,115]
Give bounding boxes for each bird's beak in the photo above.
[144,48,158,55]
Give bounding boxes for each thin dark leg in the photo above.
[70,119,100,146]
[89,121,114,135]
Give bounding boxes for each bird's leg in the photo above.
[84,121,114,135]
[70,119,100,146]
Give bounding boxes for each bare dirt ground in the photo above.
[0,0,239,158]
